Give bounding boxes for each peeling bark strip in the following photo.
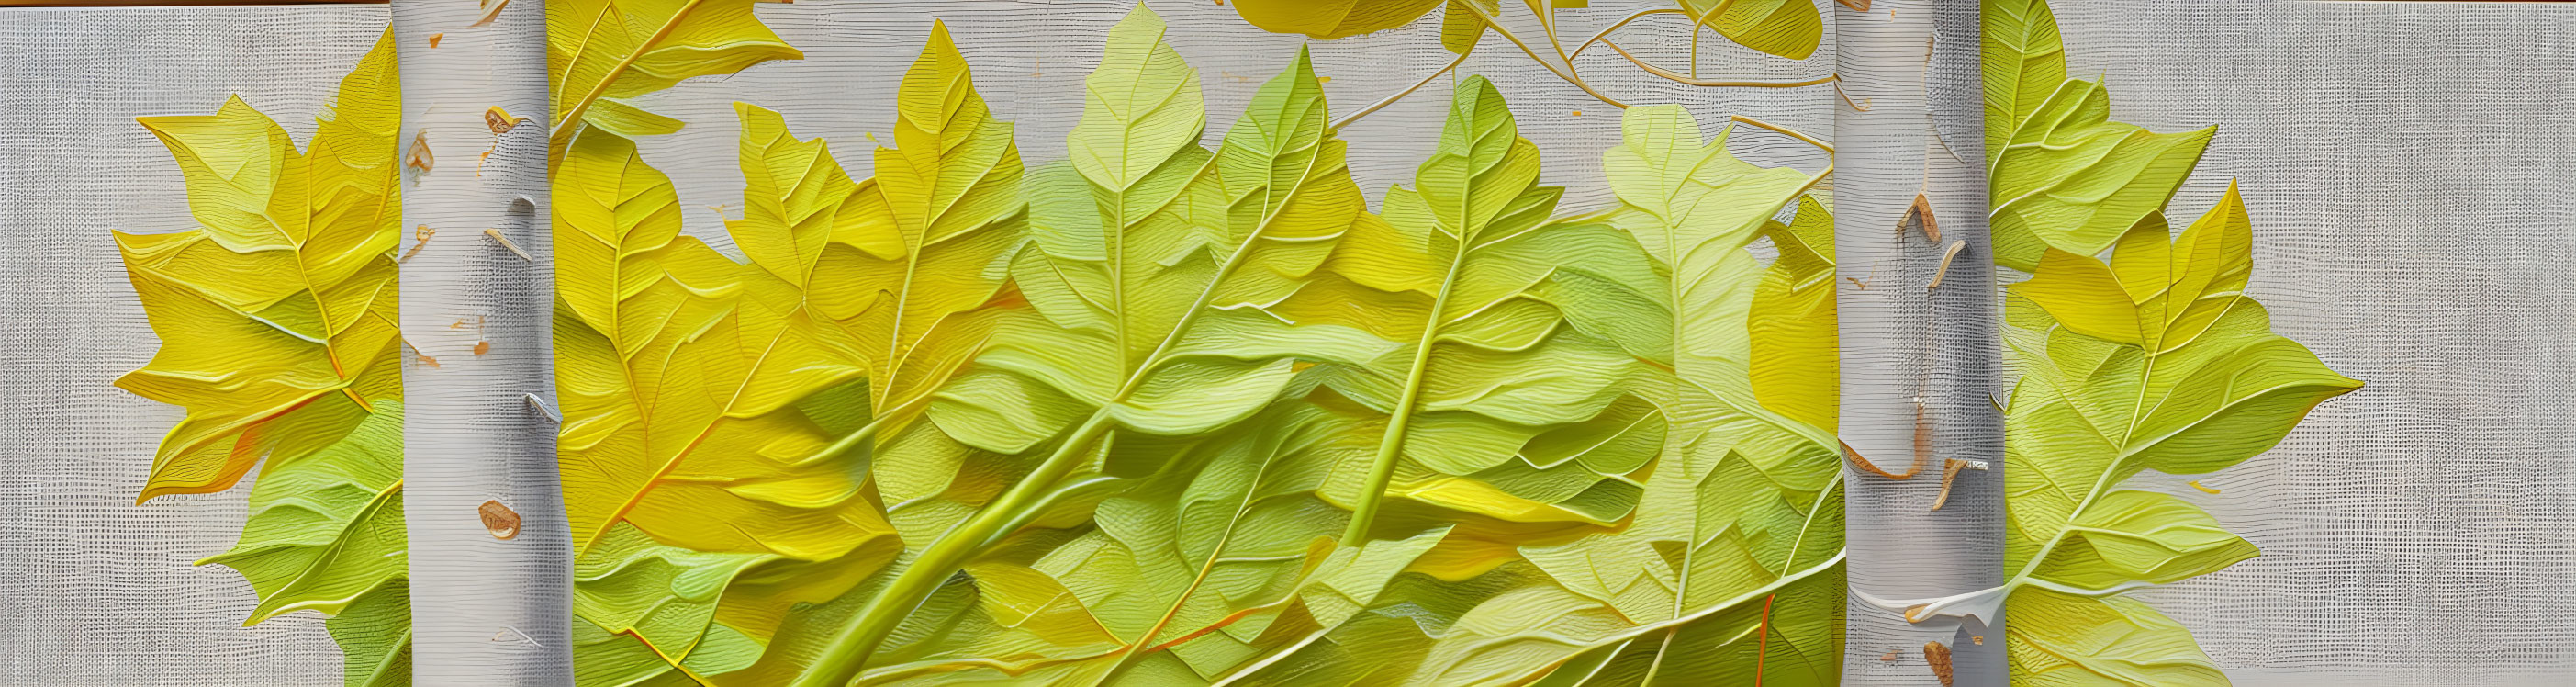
[1906,191,1943,242]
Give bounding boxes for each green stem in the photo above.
[1340,236,1469,546]
[794,411,1116,687]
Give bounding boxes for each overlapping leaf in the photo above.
[1999,186,2358,682]
[1981,0,2066,167]
[1678,0,1823,61]
[1988,78,2212,272]
[1983,2,2362,681]
[1275,75,1664,533]
[796,9,1404,683]
[1232,0,1820,60]
[1405,106,1843,686]
[555,97,936,686]
[115,30,410,687]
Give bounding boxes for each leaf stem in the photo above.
[1568,8,1841,90]
[1730,115,1835,153]
[793,411,1116,687]
[1328,48,1471,133]
[1342,245,1468,546]
[1456,1,1629,109]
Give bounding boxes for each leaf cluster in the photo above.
[1980,1,2361,682]
[546,4,1849,686]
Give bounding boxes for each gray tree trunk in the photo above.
[391,0,570,683]
[1835,1,2004,684]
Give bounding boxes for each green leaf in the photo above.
[118,31,411,687]
[797,12,1393,685]
[1281,76,1662,535]
[1680,0,1823,61]
[1983,0,2068,166]
[328,580,413,687]
[2001,185,2358,681]
[201,403,408,625]
[1385,104,1842,686]
[1988,79,2214,271]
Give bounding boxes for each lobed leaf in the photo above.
[1984,5,2363,677]
[117,30,411,687]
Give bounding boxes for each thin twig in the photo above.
[1330,48,1472,131]
[1601,37,1839,88]
[483,228,533,262]
[1837,82,1872,110]
[1456,1,1629,108]
[1570,9,1837,89]
[1730,115,1835,153]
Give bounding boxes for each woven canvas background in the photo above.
[0,7,389,685]
[5,1,2571,685]
[2044,2,2576,683]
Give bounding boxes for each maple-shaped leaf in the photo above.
[558,22,1026,686]
[812,19,1027,549]
[1408,105,1843,686]
[547,0,801,144]
[554,108,907,683]
[1998,184,2358,683]
[796,10,1400,684]
[115,30,410,687]
[116,30,404,502]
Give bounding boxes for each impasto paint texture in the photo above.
[114,31,413,687]
[550,2,1844,684]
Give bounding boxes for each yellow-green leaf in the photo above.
[547,0,801,141]
[1983,0,2067,166]
[1680,0,1823,61]
[1230,0,1447,39]
[1999,183,2356,686]
[117,31,404,502]
[117,31,410,687]
[200,403,407,625]
[1395,104,1842,687]
[555,100,909,681]
[2007,589,2228,686]
[801,17,1397,684]
[1988,79,2213,271]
